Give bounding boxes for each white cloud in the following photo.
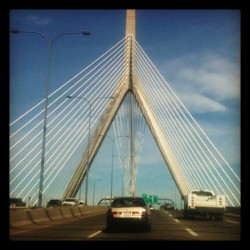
[199,120,240,139]
[145,80,228,114]
[197,121,241,166]
[161,53,240,113]
[179,65,240,100]
[26,15,51,26]
[178,92,227,114]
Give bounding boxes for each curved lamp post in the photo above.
[10,29,90,207]
[67,95,114,205]
[113,155,132,196]
[93,179,102,205]
[104,135,129,199]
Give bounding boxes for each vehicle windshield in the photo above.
[10,198,22,203]
[192,191,213,196]
[48,200,60,204]
[112,198,146,207]
[65,198,76,201]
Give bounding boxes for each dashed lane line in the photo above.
[185,228,199,237]
[225,220,239,224]
[164,211,198,237]
[87,230,102,238]
[163,211,198,238]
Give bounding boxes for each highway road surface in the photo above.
[10,209,240,241]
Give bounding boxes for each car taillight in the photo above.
[107,209,121,217]
[191,196,194,206]
[107,208,113,217]
[218,197,222,205]
[142,210,148,216]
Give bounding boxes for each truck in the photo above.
[183,190,225,220]
[62,197,78,206]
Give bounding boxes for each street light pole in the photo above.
[10,29,90,207]
[67,95,114,205]
[93,179,101,205]
[105,135,129,199]
[113,155,131,196]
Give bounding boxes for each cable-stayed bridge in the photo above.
[9,10,240,208]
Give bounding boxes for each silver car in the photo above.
[106,197,151,232]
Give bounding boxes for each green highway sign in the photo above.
[142,194,158,204]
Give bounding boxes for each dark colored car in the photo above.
[9,198,26,207]
[46,199,62,208]
[106,197,151,232]
[160,203,174,210]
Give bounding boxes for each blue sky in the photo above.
[9,9,240,208]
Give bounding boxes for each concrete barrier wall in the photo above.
[47,208,63,221]
[70,206,81,217]
[79,205,108,215]
[10,209,33,227]
[59,206,74,218]
[10,206,108,228]
[28,209,51,224]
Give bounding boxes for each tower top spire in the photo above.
[126,10,136,38]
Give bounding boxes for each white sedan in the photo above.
[106,197,151,232]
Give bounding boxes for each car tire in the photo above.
[106,221,113,232]
[145,223,151,232]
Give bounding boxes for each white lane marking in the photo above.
[169,214,172,217]
[174,219,180,223]
[226,220,239,224]
[87,230,102,238]
[185,228,198,237]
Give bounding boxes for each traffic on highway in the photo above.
[10,207,240,241]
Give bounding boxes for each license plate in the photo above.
[123,212,131,217]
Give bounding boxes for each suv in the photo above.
[62,198,78,206]
[78,200,85,206]
[46,199,62,208]
[9,198,26,207]
[160,203,174,210]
